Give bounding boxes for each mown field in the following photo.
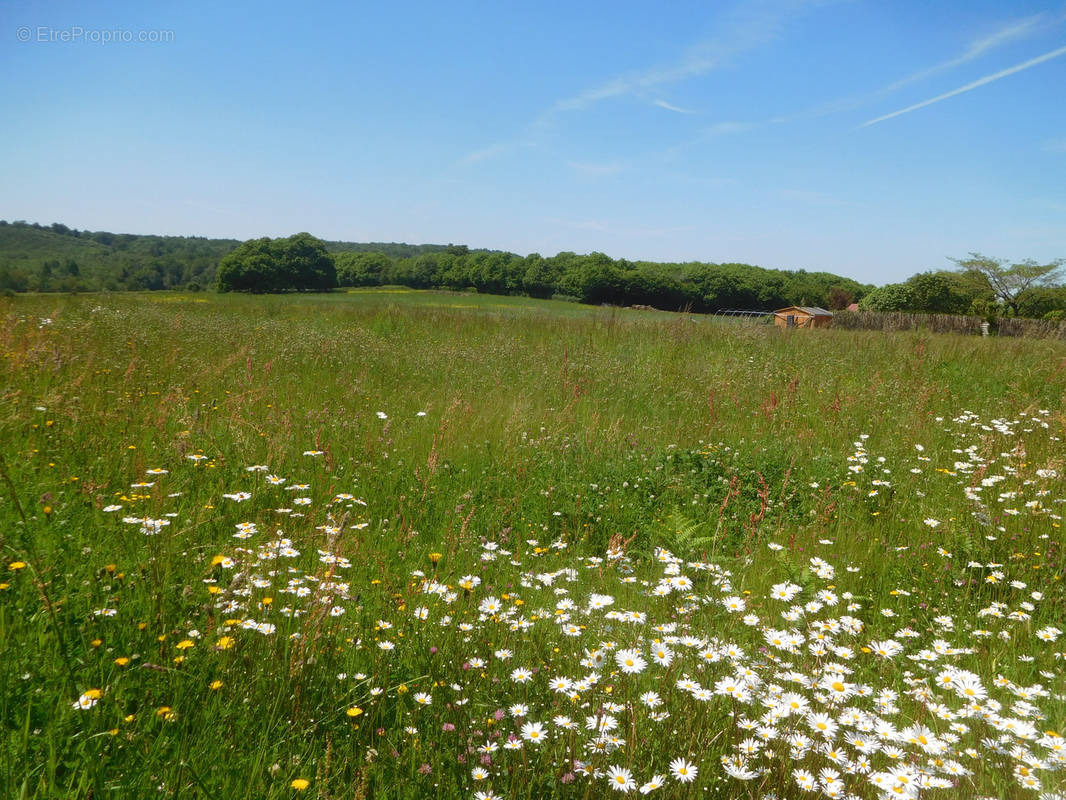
[1,289,1064,800]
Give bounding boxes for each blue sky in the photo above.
[2,0,1064,285]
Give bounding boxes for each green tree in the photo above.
[903,271,977,314]
[336,251,392,286]
[216,238,279,292]
[556,252,624,304]
[952,253,1063,317]
[858,283,913,312]
[279,232,338,291]
[217,233,336,293]
[1016,286,1066,319]
[520,254,559,298]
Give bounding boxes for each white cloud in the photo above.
[881,13,1051,94]
[458,0,825,166]
[861,44,1066,127]
[759,13,1060,127]
[654,99,694,114]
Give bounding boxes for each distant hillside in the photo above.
[0,221,241,291]
[0,220,873,314]
[0,221,468,292]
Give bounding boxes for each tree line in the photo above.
[328,245,871,312]
[3,221,1063,319]
[858,255,1065,320]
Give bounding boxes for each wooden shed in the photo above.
[773,306,833,329]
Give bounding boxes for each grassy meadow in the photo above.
[1,289,1064,799]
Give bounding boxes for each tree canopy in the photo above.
[5,222,1063,322]
[952,253,1064,317]
[216,233,337,293]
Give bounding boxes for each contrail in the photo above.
[654,99,694,114]
[861,43,1066,127]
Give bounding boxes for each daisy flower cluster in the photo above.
[55,408,1064,799]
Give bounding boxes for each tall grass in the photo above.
[1,291,1063,799]
[834,309,1066,340]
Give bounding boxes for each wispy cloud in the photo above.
[657,13,1058,158]
[861,43,1066,127]
[881,13,1050,94]
[457,0,825,166]
[761,13,1059,125]
[654,99,694,114]
[457,141,519,166]
[548,3,793,114]
[552,52,716,113]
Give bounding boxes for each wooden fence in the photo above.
[832,310,1066,340]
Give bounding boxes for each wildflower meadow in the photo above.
[1,290,1063,799]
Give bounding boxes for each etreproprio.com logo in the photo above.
[16,25,175,44]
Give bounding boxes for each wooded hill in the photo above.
[0,220,871,312]
[0,221,453,293]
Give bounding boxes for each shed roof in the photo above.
[774,306,834,317]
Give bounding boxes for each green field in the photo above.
[1,290,1064,799]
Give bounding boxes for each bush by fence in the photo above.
[833,310,1066,340]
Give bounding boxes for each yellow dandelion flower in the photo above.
[114,657,130,666]
[175,639,195,650]
[209,680,223,691]
[8,562,27,571]
[346,707,363,717]
[290,778,310,791]
[216,636,234,650]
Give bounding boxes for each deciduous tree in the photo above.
[217,233,337,293]
[952,253,1063,317]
